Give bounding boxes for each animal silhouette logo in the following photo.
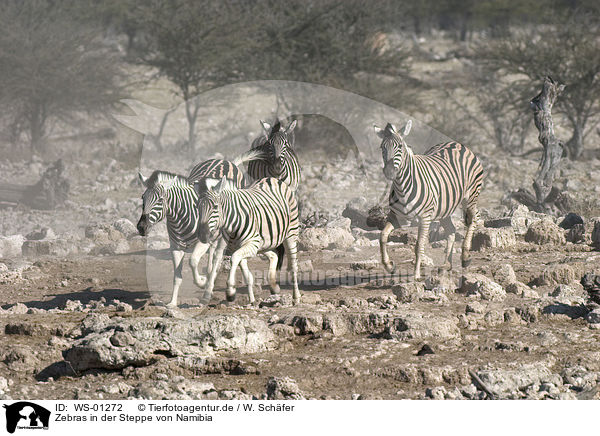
[3,402,50,433]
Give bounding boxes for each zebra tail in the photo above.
[232,148,267,166]
[276,244,285,271]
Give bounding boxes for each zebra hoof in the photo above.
[226,293,236,302]
[438,263,452,273]
[270,286,281,295]
[462,258,472,268]
[199,292,212,305]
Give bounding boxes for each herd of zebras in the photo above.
[136,119,484,308]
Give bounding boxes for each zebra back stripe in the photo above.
[389,140,483,220]
[203,178,299,250]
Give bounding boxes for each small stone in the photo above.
[416,344,435,356]
[116,302,133,312]
[493,264,517,287]
[113,218,138,238]
[25,227,56,241]
[266,377,305,400]
[472,227,516,251]
[7,303,29,314]
[466,301,485,314]
[524,218,566,245]
[559,213,584,230]
[551,284,581,299]
[62,299,83,311]
[460,274,506,301]
[392,282,426,303]
[586,309,600,324]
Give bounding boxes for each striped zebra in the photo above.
[247,120,301,191]
[136,150,263,307]
[194,176,300,305]
[374,120,484,279]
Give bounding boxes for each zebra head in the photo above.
[195,177,232,244]
[374,120,412,180]
[137,171,176,236]
[260,119,297,177]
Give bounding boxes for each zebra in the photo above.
[194,176,300,305]
[374,120,484,280]
[247,119,301,191]
[136,150,264,307]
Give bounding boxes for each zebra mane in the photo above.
[146,170,188,188]
[270,121,281,133]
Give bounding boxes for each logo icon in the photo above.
[3,402,50,433]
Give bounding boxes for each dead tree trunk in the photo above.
[0,159,69,209]
[512,76,565,212]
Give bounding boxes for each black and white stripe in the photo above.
[374,120,484,279]
[136,151,263,307]
[195,176,300,304]
[247,120,301,191]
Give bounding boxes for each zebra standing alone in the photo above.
[247,119,301,191]
[194,176,300,305]
[136,150,263,307]
[374,120,484,279]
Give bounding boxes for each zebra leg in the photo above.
[239,258,255,305]
[168,249,185,308]
[284,238,300,305]
[415,216,431,280]
[201,238,226,304]
[227,243,258,302]
[263,250,281,295]
[440,216,456,270]
[207,243,216,275]
[462,204,479,268]
[380,221,396,273]
[189,242,210,288]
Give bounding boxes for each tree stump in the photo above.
[0,159,69,209]
[512,76,565,212]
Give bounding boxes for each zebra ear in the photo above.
[138,172,149,187]
[285,119,297,133]
[260,120,271,135]
[374,125,385,139]
[402,120,412,136]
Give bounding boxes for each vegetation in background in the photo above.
[0,0,123,152]
[474,13,600,159]
[0,0,599,160]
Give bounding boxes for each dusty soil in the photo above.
[1,235,599,400]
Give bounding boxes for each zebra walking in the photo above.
[136,150,263,307]
[374,120,484,279]
[247,119,301,191]
[194,176,300,305]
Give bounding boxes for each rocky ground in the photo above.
[1,151,600,400]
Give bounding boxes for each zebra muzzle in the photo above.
[383,161,397,180]
[137,215,149,236]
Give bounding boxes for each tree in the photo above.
[135,0,263,151]
[136,0,412,151]
[475,13,600,159]
[0,0,123,152]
